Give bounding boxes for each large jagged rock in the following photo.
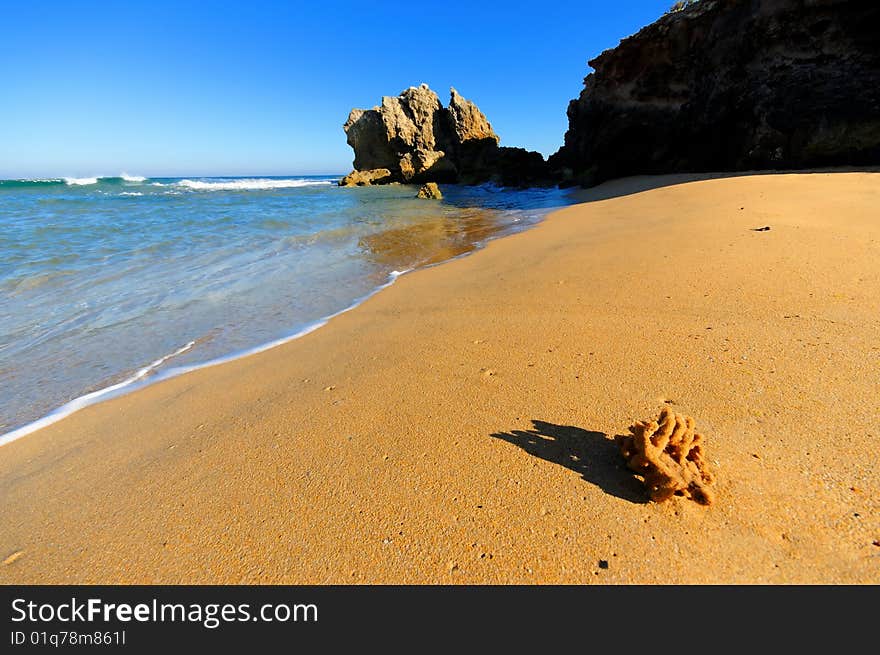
[550,0,880,186]
[447,87,499,145]
[342,84,551,187]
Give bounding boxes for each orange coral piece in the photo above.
[616,408,716,505]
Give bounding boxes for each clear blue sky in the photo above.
[0,1,674,177]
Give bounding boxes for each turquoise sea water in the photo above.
[0,175,573,440]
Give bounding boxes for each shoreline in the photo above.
[0,182,571,445]
[0,269,407,448]
[2,170,878,583]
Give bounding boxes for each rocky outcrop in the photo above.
[339,168,393,187]
[447,88,498,145]
[551,0,880,186]
[416,182,443,199]
[342,84,551,187]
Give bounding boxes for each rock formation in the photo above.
[550,0,880,186]
[616,408,715,505]
[342,84,551,187]
[339,168,393,187]
[416,182,443,199]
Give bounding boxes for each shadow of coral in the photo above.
[491,420,647,504]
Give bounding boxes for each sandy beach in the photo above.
[1,171,878,584]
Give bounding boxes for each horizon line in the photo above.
[0,172,349,180]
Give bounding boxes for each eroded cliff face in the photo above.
[342,84,551,187]
[551,0,880,185]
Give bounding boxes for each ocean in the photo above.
[0,175,573,442]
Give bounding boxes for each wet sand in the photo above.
[1,171,878,583]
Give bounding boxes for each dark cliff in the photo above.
[550,0,880,186]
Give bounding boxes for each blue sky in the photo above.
[0,1,674,177]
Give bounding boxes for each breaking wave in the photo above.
[176,178,335,191]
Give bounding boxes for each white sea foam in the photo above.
[0,340,196,448]
[0,269,410,448]
[119,191,144,196]
[64,177,99,186]
[121,173,147,182]
[176,178,334,191]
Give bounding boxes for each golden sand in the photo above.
[1,171,878,583]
